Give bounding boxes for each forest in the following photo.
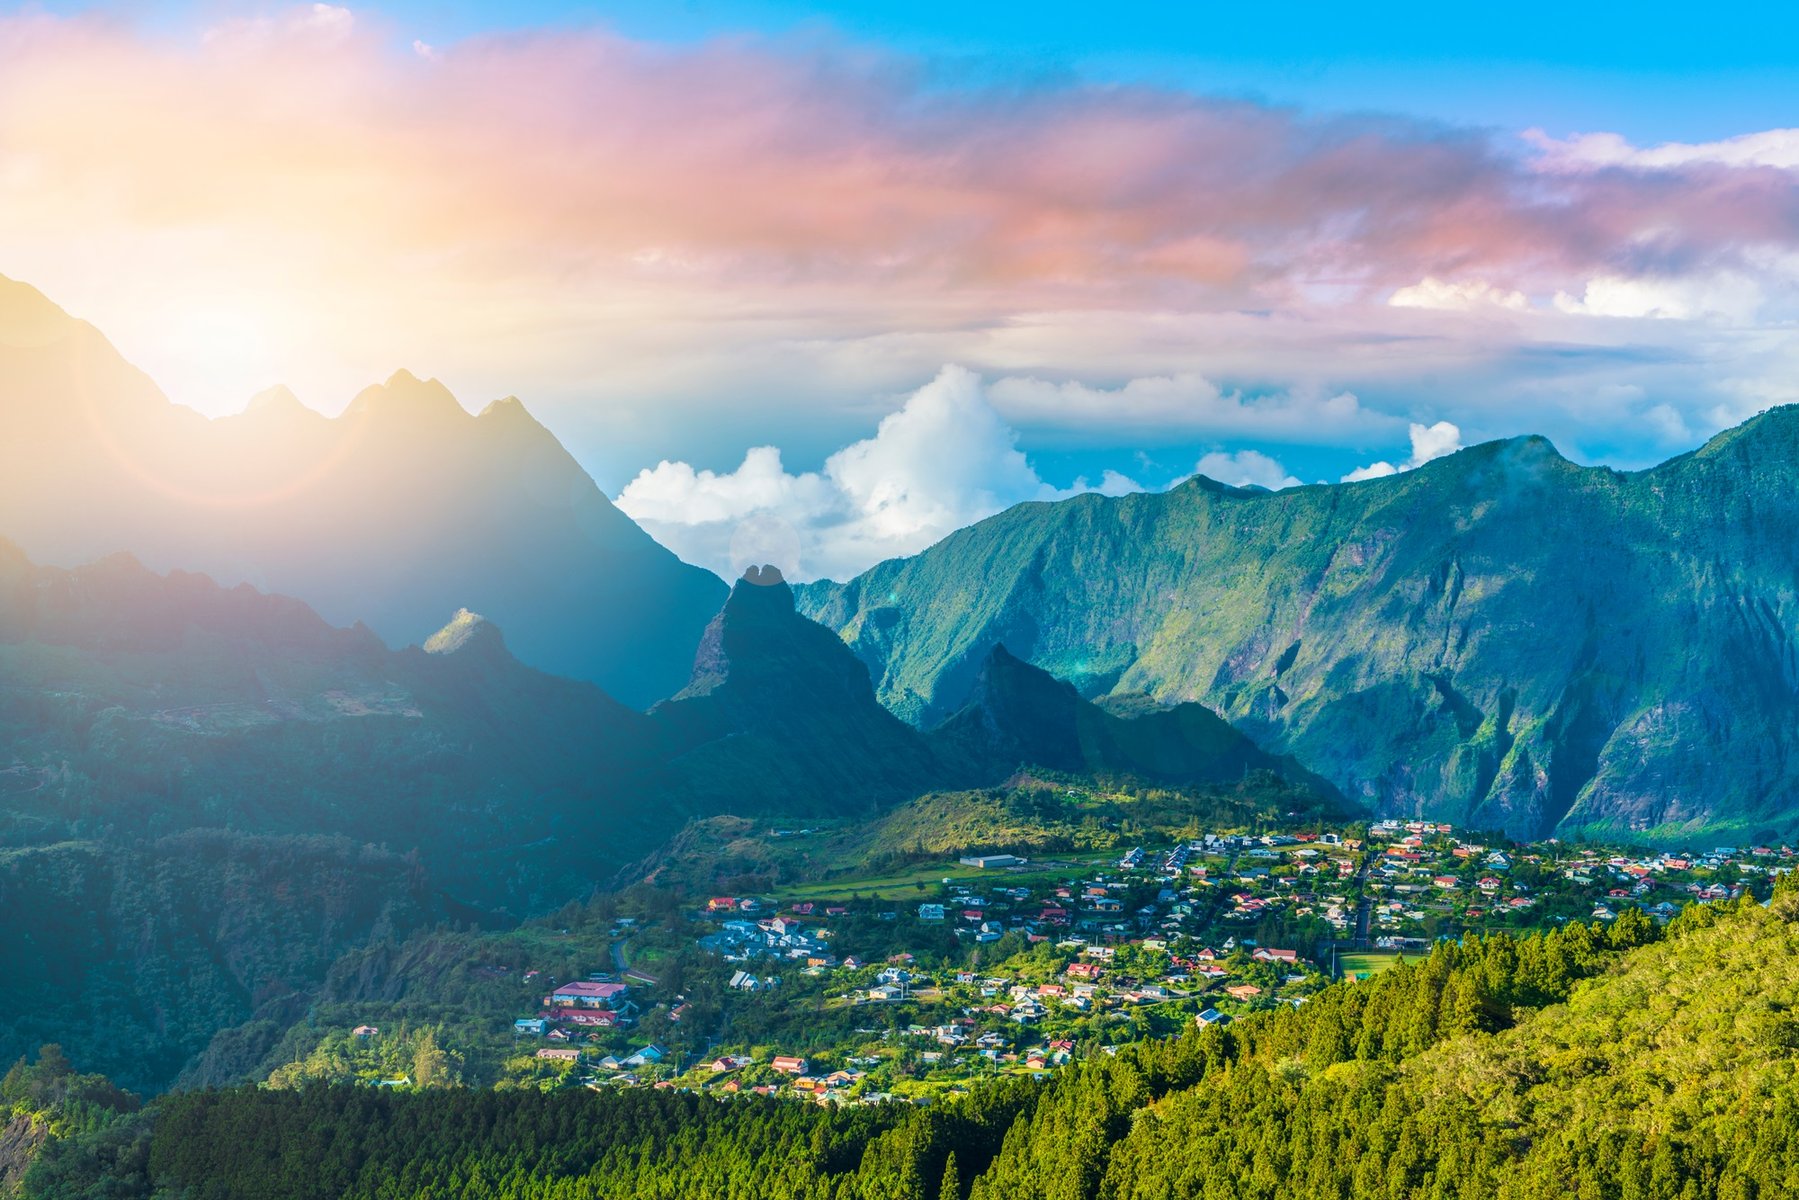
[18,877,1799,1199]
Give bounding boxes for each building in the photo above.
[959,854,1027,869]
[772,1055,809,1075]
[918,903,946,922]
[545,980,630,1009]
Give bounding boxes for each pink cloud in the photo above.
[5,8,1791,309]
[0,6,1795,468]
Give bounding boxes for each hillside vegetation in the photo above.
[801,412,1799,843]
[27,876,1799,1198]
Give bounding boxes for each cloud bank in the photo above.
[1343,421,1466,482]
[618,366,1138,581]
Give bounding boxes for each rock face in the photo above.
[649,566,944,814]
[0,274,724,707]
[800,411,1799,843]
[646,567,1338,815]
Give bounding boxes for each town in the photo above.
[283,815,1790,1102]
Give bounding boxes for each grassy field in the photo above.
[1336,950,1422,980]
[776,856,1111,902]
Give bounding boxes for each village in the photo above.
[471,820,1789,1102]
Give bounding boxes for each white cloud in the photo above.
[1527,127,1799,173]
[1643,403,1692,444]
[986,373,1378,443]
[1389,277,1529,312]
[1192,450,1301,491]
[616,365,1136,582]
[203,3,356,47]
[1343,420,1464,482]
[1553,273,1765,322]
[412,39,441,62]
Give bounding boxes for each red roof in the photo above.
[549,981,629,1000]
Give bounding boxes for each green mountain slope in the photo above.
[646,567,1334,817]
[799,415,1799,842]
[0,835,444,1096]
[0,274,724,706]
[931,644,1336,798]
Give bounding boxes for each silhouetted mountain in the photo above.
[649,565,944,813]
[0,274,724,707]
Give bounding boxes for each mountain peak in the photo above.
[423,608,507,658]
[344,370,468,422]
[720,564,797,618]
[0,273,82,347]
[240,384,314,419]
[475,395,541,427]
[741,563,787,587]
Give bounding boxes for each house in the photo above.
[710,1055,752,1072]
[1224,984,1264,1001]
[536,1047,581,1062]
[707,897,738,912]
[1066,961,1103,980]
[624,1045,667,1067]
[546,980,630,1009]
[1196,1008,1228,1027]
[772,1055,809,1075]
[959,854,1026,869]
[867,983,904,1002]
[918,903,946,921]
[352,1025,379,1039]
[1250,948,1299,965]
[513,1018,547,1036]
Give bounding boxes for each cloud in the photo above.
[1389,277,1529,312]
[617,366,1132,581]
[986,374,1381,444]
[0,8,1796,482]
[1192,450,1301,491]
[1343,421,1465,481]
[1551,273,1766,322]
[1527,127,1799,173]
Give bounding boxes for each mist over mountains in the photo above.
[0,275,722,708]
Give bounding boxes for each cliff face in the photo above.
[801,411,1799,843]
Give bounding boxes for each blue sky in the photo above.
[4,0,1798,579]
[72,0,1799,141]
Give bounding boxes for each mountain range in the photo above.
[0,540,1309,1088]
[800,416,1799,844]
[7,269,1798,848]
[0,274,723,707]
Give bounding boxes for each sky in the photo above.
[4,1,1798,580]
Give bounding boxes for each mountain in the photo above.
[930,643,1334,794]
[647,565,944,814]
[0,274,724,706]
[0,536,667,907]
[799,412,1799,843]
[643,566,1328,816]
